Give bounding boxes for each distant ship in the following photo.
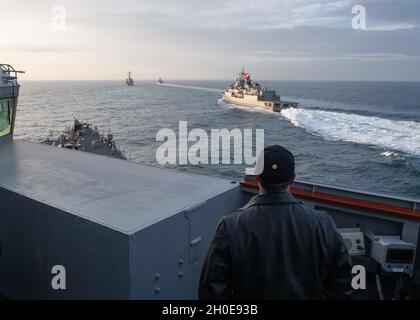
[157,77,164,84]
[223,66,298,112]
[126,72,134,86]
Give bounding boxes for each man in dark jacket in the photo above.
[199,145,353,299]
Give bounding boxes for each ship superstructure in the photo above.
[223,66,298,112]
[42,118,126,160]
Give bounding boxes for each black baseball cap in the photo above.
[254,145,295,185]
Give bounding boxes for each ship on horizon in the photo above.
[157,77,164,84]
[126,71,134,86]
[223,66,298,112]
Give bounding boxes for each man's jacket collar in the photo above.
[241,192,299,210]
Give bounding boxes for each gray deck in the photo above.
[0,140,236,234]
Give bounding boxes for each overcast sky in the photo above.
[2,0,420,80]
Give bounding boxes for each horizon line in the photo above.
[19,79,420,83]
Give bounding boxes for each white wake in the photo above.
[281,107,420,157]
[159,83,223,93]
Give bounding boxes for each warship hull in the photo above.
[223,92,298,112]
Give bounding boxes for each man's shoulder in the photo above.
[306,208,340,246]
[219,208,243,223]
[219,196,336,231]
[298,205,336,229]
[221,197,330,217]
[217,204,253,229]
[306,206,334,222]
[313,208,336,227]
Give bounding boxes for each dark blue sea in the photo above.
[15,80,420,199]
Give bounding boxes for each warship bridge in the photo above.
[1,64,420,299]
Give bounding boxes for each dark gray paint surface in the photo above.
[0,140,244,299]
[0,140,237,234]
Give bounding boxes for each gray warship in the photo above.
[126,71,134,86]
[41,118,126,160]
[1,63,420,300]
[223,66,298,112]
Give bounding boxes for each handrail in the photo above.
[0,64,25,98]
[0,64,25,82]
[241,175,420,221]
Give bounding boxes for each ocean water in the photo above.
[14,80,420,199]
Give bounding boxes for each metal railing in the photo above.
[241,175,420,221]
[0,64,25,97]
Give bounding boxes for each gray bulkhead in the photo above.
[0,140,246,299]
